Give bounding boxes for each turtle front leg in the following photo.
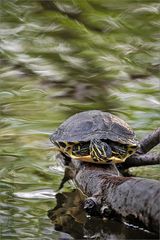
[89,139,112,163]
[60,152,72,166]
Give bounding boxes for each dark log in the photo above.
[120,128,160,169]
[138,128,160,154]
[121,152,160,169]
[71,160,160,234]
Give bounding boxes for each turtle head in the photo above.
[89,139,112,163]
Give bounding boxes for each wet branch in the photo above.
[138,127,160,154]
[121,128,160,168]
[121,152,160,168]
[71,160,160,234]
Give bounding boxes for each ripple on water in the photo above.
[14,189,56,200]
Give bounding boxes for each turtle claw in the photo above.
[84,197,114,218]
[100,205,112,218]
[84,198,96,209]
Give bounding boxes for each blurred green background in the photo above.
[0,0,159,239]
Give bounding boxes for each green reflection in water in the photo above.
[0,0,159,239]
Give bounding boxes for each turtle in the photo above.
[50,110,138,164]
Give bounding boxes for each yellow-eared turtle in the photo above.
[50,110,138,164]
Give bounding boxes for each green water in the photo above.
[0,0,160,239]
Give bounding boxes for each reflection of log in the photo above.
[68,129,160,234]
[48,189,158,240]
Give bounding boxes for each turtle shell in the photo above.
[50,110,137,146]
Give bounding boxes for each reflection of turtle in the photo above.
[50,110,138,164]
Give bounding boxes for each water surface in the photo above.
[0,0,159,239]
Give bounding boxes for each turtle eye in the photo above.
[128,150,133,154]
